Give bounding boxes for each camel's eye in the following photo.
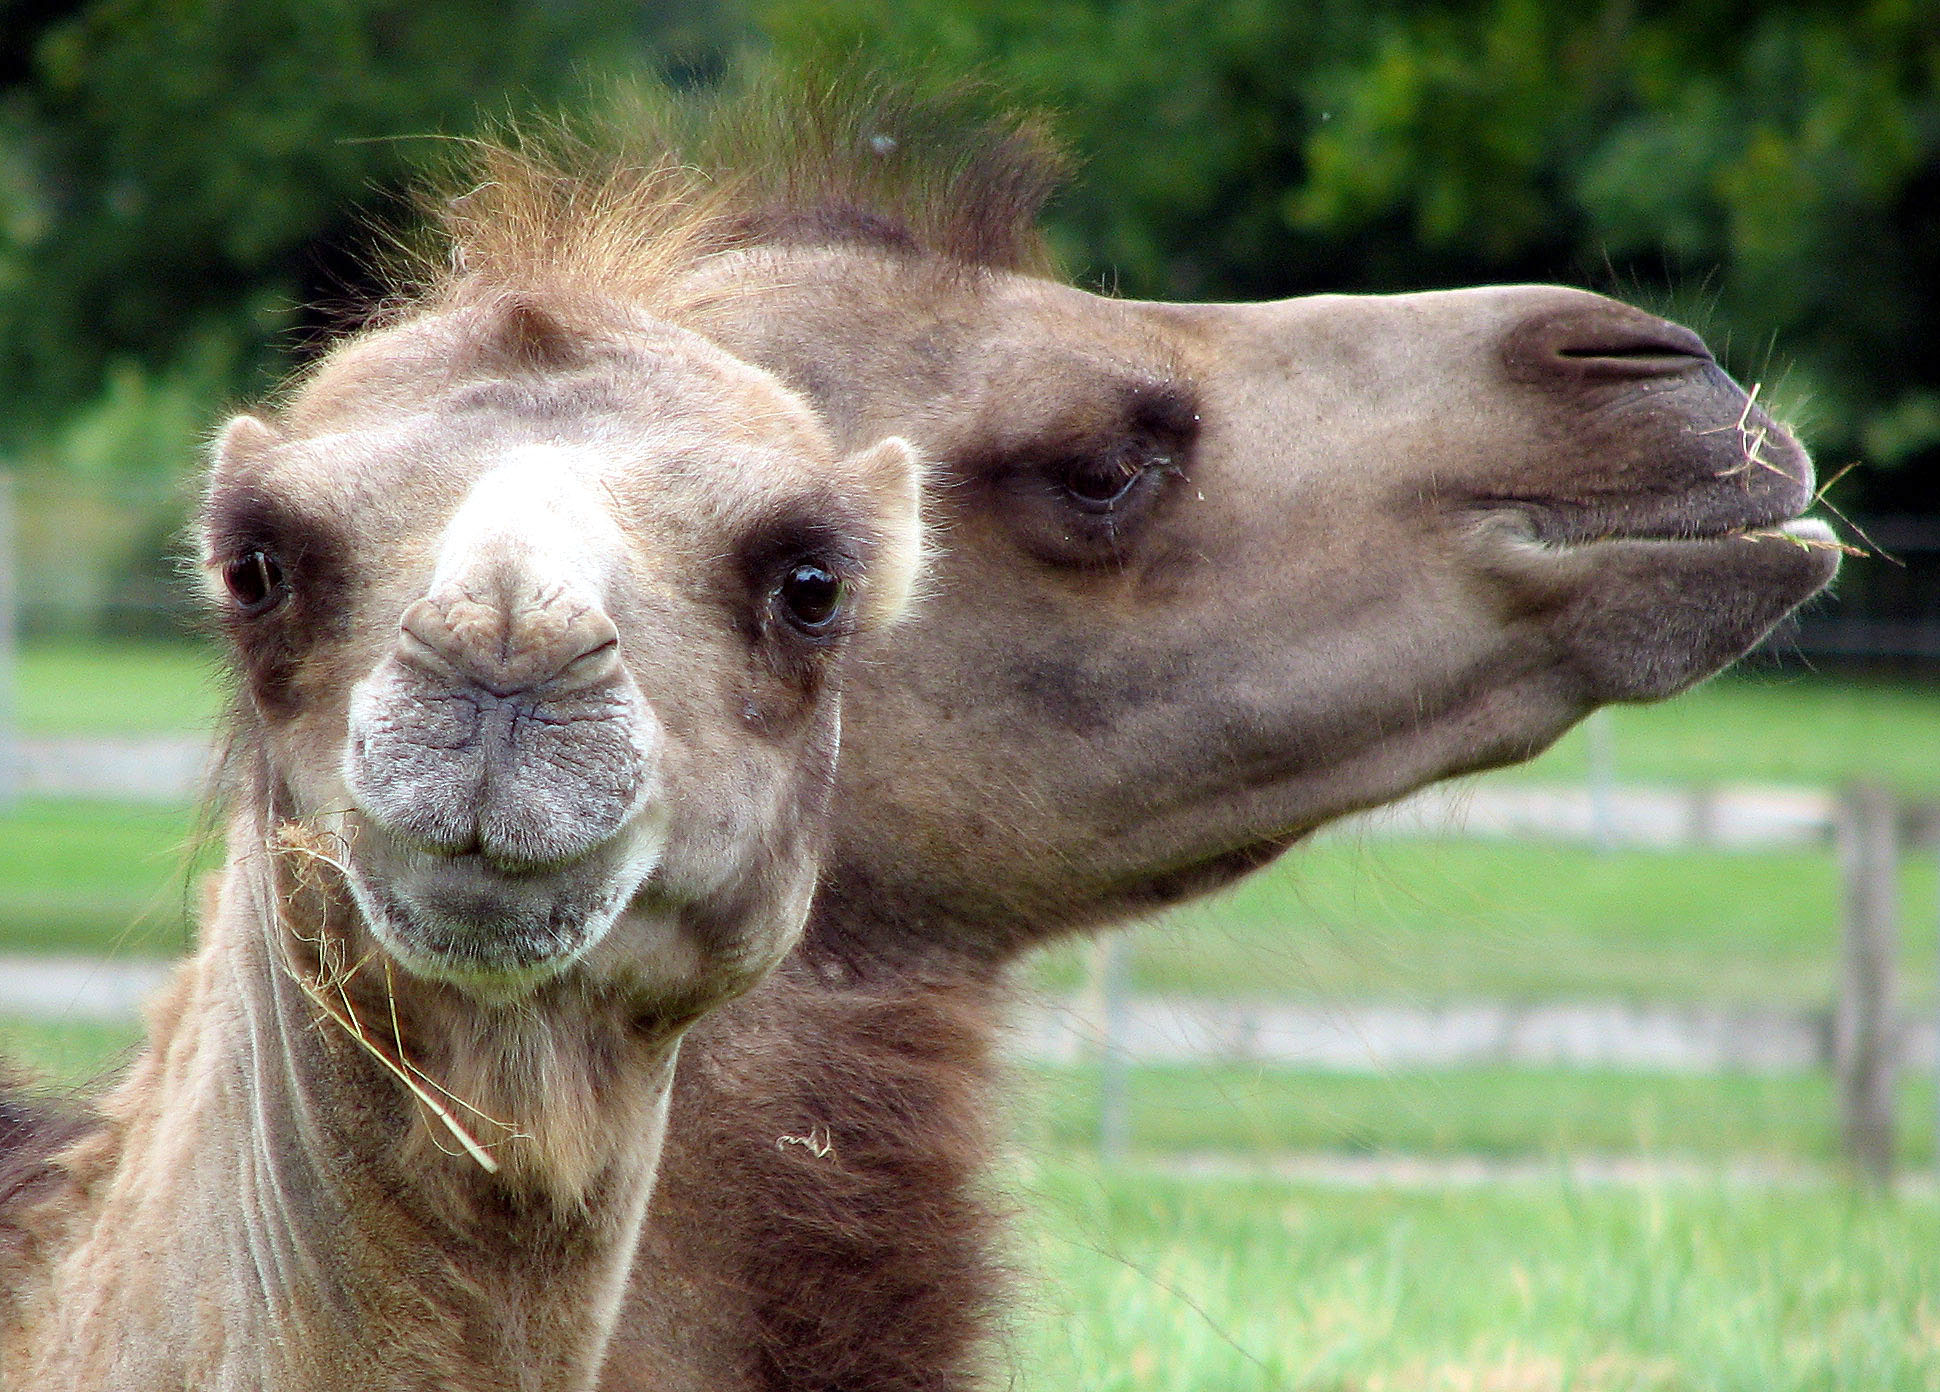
[1059,454,1151,511]
[775,561,848,634]
[223,549,287,617]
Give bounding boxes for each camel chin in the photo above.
[338,829,663,992]
[0,279,930,1390]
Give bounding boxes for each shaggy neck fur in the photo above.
[2,795,678,1392]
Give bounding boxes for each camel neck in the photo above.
[7,849,668,1392]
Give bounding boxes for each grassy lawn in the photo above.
[1013,1160,1940,1391]
[6,651,1934,1390]
[0,1015,142,1087]
[12,1019,1937,1172]
[0,799,204,957]
[1016,1063,1940,1167]
[2,794,1933,1012]
[10,1014,1936,1391]
[1034,838,1938,1007]
[14,638,226,735]
[1497,669,1940,796]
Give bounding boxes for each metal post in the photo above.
[0,472,16,807]
[1585,707,1616,851]
[1835,783,1900,1186]
[1097,930,1132,1162]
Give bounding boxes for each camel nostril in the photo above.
[1553,328,1711,375]
[558,634,622,686]
[1503,299,1715,385]
[397,590,624,697]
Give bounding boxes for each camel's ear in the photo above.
[476,295,582,373]
[212,412,280,472]
[845,435,928,631]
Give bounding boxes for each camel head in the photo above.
[198,292,924,1012]
[414,104,1840,962]
[688,253,1839,953]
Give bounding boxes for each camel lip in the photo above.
[1474,494,1840,553]
[1539,514,1845,552]
[340,817,663,995]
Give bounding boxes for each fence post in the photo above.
[1095,931,1133,1162]
[1835,783,1900,1186]
[0,472,16,807]
[1585,707,1616,851]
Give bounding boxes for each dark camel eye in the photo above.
[1060,456,1147,510]
[776,562,848,634]
[222,549,287,617]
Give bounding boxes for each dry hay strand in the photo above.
[1703,382,1882,564]
[1705,382,1794,483]
[1737,527,1867,557]
[270,821,526,1174]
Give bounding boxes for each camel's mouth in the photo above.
[340,817,666,995]
[1531,513,1844,555]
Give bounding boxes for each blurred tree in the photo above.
[759,0,1940,510]
[1,0,1934,512]
[0,0,741,449]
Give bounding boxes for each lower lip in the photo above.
[1771,517,1836,544]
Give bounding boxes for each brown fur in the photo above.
[0,155,927,1384]
[3,76,1839,1392]
[573,83,1831,1392]
[607,962,1008,1392]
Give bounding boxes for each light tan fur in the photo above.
[1,222,926,1388]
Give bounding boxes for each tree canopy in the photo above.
[2,0,1934,511]
[761,0,1939,510]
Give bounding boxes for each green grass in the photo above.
[11,1015,1937,1391]
[0,799,204,957]
[1492,670,1940,796]
[13,638,224,735]
[1035,839,1938,1007]
[1011,1160,1940,1390]
[1,795,1932,1013]
[0,1016,141,1087]
[1016,1063,1940,1167]
[12,1022,1934,1170]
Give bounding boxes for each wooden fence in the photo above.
[1087,768,1939,1186]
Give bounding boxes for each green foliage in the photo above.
[1,2,1935,509]
[759,0,1940,505]
[0,0,741,444]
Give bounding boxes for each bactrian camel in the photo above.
[1,80,1842,1392]
[0,203,925,1389]
[569,85,1842,1392]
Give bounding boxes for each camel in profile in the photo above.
[0,225,925,1384]
[0,80,1843,1392]
[522,87,1832,1390]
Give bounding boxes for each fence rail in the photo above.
[1083,781,1939,1187]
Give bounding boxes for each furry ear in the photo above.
[844,436,929,631]
[212,412,280,469]
[476,294,583,373]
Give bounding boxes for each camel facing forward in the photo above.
[0,78,1844,1392]
[0,243,924,1386]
